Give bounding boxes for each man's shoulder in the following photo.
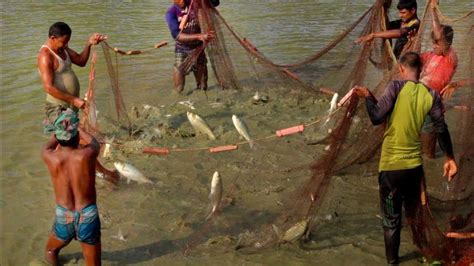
[421,51,435,61]
[448,48,458,63]
[48,147,97,160]
[166,4,181,15]
[388,19,402,29]
[38,47,53,61]
[388,80,407,89]
[404,17,420,29]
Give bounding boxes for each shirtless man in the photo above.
[42,109,101,265]
[38,21,118,183]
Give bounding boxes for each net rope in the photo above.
[80,0,473,262]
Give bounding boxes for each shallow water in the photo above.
[1,1,473,265]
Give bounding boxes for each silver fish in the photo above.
[329,93,339,114]
[232,115,255,149]
[187,111,216,140]
[178,100,196,110]
[253,91,261,101]
[272,219,309,243]
[111,228,127,242]
[252,91,268,103]
[325,93,339,124]
[205,171,223,220]
[113,162,153,184]
[102,136,114,158]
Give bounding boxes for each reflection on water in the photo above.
[1,1,472,265]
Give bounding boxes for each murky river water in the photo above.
[1,1,472,265]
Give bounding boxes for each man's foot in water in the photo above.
[172,88,184,96]
[185,87,206,96]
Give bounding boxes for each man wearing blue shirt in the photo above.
[165,0,220,94]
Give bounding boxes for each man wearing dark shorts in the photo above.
[42,109,101,265]
[354,52,457,265]
[165,0,219,93]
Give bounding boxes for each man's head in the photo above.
[174,0,187,8]
[48,22,72,51]
[397,0,417,22]
[398,52,422,78]
[44,108,80,148]
[431,25,454,55]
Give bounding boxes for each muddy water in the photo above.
[1,1,472,265]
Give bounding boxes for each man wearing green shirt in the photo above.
[353,52,457,265]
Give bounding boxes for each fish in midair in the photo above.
[328,93,339,114]
[325,93,339,124]
[205,171,223,220]
[102,136,114,158]
[187,111,216,140]
[272,218,309,244]
[178,100,196,110]
[232,115,255,149]
[113,162,153,184]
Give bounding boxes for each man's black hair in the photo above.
[48,22,72,38]
[184,0,219,7]
[397,0,417,10]
[57,134,80,148]
[399,52,422,74]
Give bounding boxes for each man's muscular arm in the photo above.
[78,128,100,158]
[67,33,107,67]
[41,134,59,162]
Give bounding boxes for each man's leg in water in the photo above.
[379,170,403,265]
[173,52,186,93]
[194,52,208,91]
[45,234,68,265]
[403,167,425,249]
[80,242,101,266]
[173,67,185,93]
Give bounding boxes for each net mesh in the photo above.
[81,0,473,263]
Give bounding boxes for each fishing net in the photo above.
[81,0,473,263]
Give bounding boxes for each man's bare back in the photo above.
[42,109,101,266]
[42,128,99,211]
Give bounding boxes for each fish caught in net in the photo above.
[80,0,473,263]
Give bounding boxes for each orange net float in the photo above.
[126,50,142,55]
[276,125,304,137]
[143,147,170,155]
[113,47,127,55]
[319,87,336,95]
[338,88,355,107]
[445,232,474,239]
[154,41,168,49]
[453,105,470,111]
[209,145,238,153]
